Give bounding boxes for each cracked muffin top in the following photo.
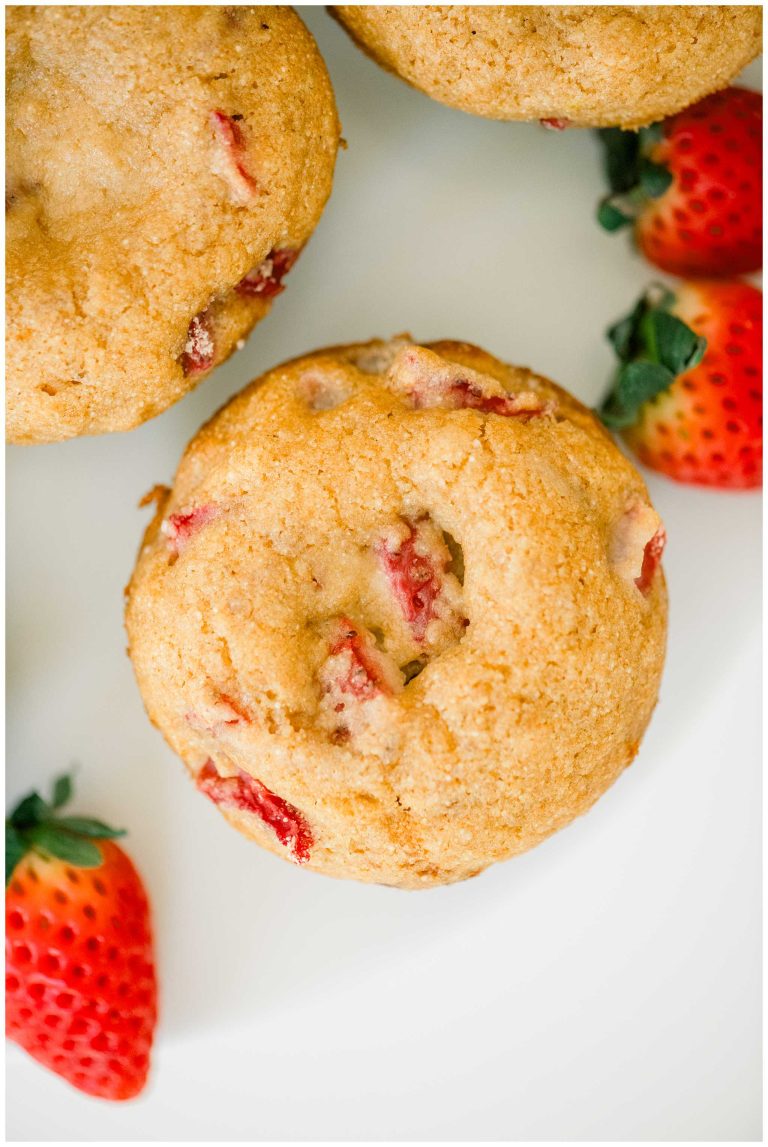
[6,5,339,443]
[126,338,668,888]
[332,5,762,128]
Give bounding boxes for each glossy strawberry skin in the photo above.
[638,88,762,278]
[6,842,156,1101]
[624,281,762,488]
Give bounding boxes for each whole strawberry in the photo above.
[597,87,762,277]
[6,775,156,1101]
[599,281,762,489]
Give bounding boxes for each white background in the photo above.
[6,10,761,1142]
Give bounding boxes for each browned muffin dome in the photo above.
[332,6,761,128]
[126,337,668,888]
[6,6,339,443]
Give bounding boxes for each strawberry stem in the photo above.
[5,773,125,885]
[595,124,672,233]
[598,286,707,430]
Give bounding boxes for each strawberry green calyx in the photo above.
[596,125,673,231]
[5,773,125,885]
[599,286,707,430]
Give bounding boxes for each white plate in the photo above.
[6,12,761,1141]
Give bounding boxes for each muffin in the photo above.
[126,337,668,889]
[6,6,339,444]
[332,5,762,128]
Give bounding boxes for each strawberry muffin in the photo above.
[126,338,668,889]
[332,6,762,128]
[6,6,339,444]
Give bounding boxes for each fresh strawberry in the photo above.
[597,87,762,277]
[6,776,156,1101]
[599,281,762,488]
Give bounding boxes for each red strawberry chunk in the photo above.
[443,380,548,420]
[185,691,251,734]
[215,693,250,724]
[635,527,666,596]
[180,312,215,377]
[197,760,313,864]
[236,247,299,299]
[319,619,402,741]
[540,117,571,131]
[162,503,219,555]
[387,346,552,419]
[327,618,394,701]
[376,523,444,642]
[209,109,259,201]
[610,501,666,594]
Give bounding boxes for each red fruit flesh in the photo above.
[215,693,251,724]
[376,522,445,643]
[162,503,219,555]
[180,312,215,377]
[638,88,762,277]
[197,760,313,864]
[184,691,251,734]
[540,117,571,131]
[328,618,393,700]
[5,844,156,1101]
[209,109,259,200]
[635,527,667,595]
[444,380,547,419]
[626,281,762,489]
[236,247,299,299]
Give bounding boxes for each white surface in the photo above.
[6,12,761,1142]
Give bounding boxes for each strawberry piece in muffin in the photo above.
[236,247,300,299]
[609,500,666,596]
[324,617,400,702]
[197,760,313,863]
[180,312,215,377]
[184,690,251,735]
[635,528,667,596]
[386,345,553,419]
[161,503,220,556]
[318,618,402,742]
[375,517,466,647]
[209,110,259,202]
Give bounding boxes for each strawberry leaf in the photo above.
[638,159,673,199]
[597,199,633,232]
[51,773,72,809]
[6,823,26,885]
[28,824,103,867]
[598,285,708,431]
[597,128,641,193]
[607,296,648,360]
[596,122,669,232]
[55,816,126,839]
[650,311,707,375]
[638,122,665,149]
[600,361,675,429]
[10,792,49,830]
